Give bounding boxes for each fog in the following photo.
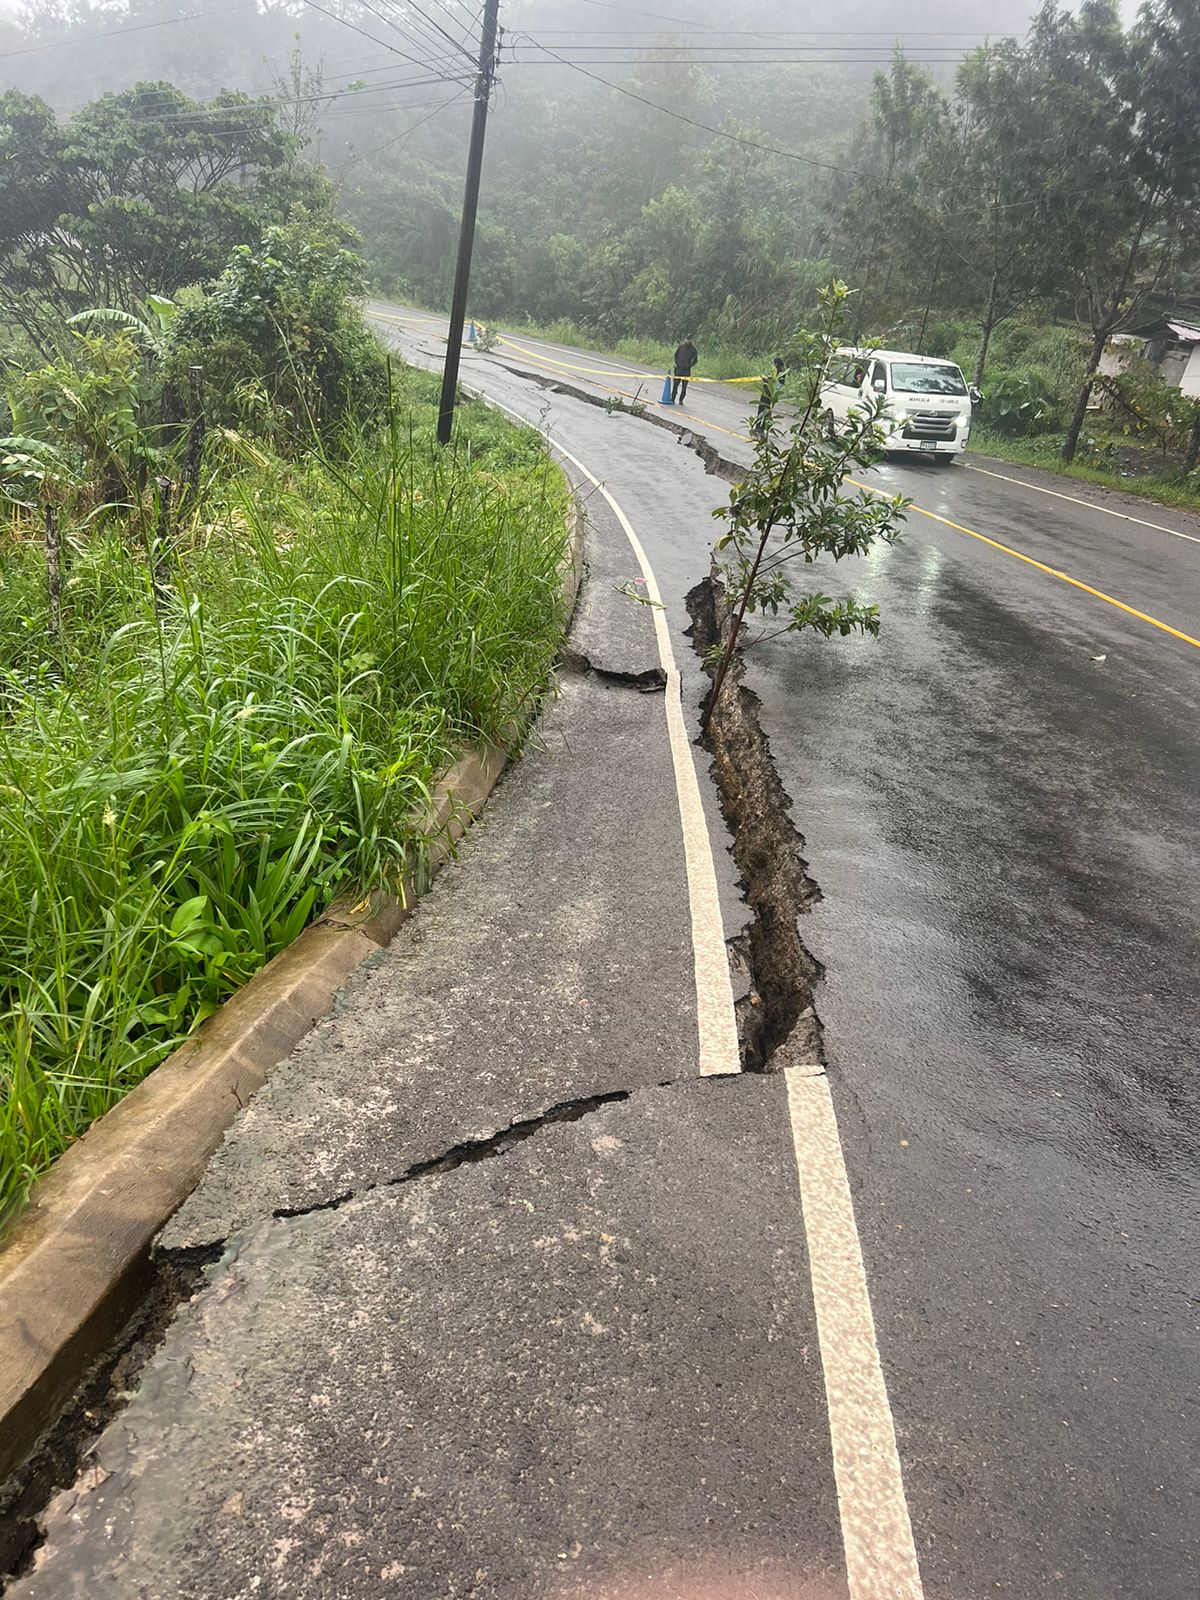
[0,0,1159,337]
[1,0,1048,131]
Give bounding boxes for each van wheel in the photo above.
[935,454,955,466]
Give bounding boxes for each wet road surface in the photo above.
[372,309,1200,1598]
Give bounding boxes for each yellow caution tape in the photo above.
[497,335,765,385]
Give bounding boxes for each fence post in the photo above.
[185,365,205,502]
[44,503,62,643]
[153,477,174,613]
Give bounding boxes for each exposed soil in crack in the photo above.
[499,355,821,1072]
[497,362,745,483]
[3,1070,750,1585]
[687,576,826,1074]
[0,1243,219,1589]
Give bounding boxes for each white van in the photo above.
[820,349,981,464]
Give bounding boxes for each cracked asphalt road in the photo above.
[13,309,1198,1600]
[331,313,1200,1595]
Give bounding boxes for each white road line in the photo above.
[370,318,925,1596]
[479,393,740,1078]
[965,460,1200,545]
[786,1068,926,1600]
[548,441,742,1078]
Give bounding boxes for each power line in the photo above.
[0,2,256,60]
[425,0,481,52]
[366,0,473,71]
[512,56,972,66]
[109,72,466,129]
[88,83,469,141]
[569,0,1026,42]
[394,0,479,64]
[520,43,982,53]
[338,83,471,170]
[510,42,886,166]
[345,0,471,76]
[520,27,1023,37]
[297,0,458,73]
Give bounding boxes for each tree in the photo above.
[703,283,907,730]
[929,41,1060,386]
[0,83,326,352]
[828,52,947,340]
[1033,0,1200,461]
[585,41,710,236]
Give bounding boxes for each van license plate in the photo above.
[920,441,937,451]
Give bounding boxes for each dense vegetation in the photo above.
[0,157,568,1217]
[0,82,330,358]
[343,0,1200,477]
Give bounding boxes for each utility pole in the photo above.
[437,0,501,445]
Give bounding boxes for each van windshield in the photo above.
[888,362,967,396]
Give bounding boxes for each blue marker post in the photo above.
[661,374,673,405]
[468,318,477,344]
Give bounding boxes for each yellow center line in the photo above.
[371,310,757,439]
[371,309,441,329]
[851,478,1200,650]
[499,335,761,385]
[500,335,652,380]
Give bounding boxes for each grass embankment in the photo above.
[0,367,569,1223]
[969,430,1200,513]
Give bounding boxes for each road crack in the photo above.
[497,363,745,483]
[559,646,667,692]
[686,577,826,1073]
[270,1086,636,1224]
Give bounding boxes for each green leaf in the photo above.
[169,894,210,937]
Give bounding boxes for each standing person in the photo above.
[671,337,698,404]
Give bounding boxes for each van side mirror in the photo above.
[969,385,983,406]
[872,377,887,392]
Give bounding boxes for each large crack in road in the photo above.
[687,577,827,1076]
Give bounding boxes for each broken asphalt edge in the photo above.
[0,496,586,1494]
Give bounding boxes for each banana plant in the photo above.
[0,435,78,506]
[66,293,179,354]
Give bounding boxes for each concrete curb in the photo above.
[0,497,585,1489]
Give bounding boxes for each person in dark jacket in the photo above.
[671,338,698,403]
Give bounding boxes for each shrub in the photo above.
[980,367,1061,436]
[163,208,388,438]
[1095,357,1200,460]
[4,330,156,510]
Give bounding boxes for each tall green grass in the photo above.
[0,367,569,1223]
[970,428,1200,511]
